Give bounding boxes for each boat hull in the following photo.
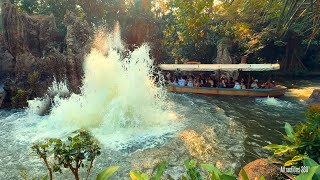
[167,85,287,97]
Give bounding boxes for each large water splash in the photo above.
[25,25,178,149]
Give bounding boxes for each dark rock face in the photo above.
[0,34,14,78]
[2,2,58,57]
[307,89,320,106]
[0,2,92,108]
[64,11,92,92]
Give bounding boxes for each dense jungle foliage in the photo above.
[2,0,320,72]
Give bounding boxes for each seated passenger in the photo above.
[194,79,200,87]
[241,82,246,89]
[187,76,194,87]
[178,76,186,86]
[218,78,226,88]
[169,76,178,86]
[250,79,259,89]
[208,77,214,87]
[234,80,241,89]
[227,77,235,88]
[262,78,275,88]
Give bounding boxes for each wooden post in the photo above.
[247,72,251,89]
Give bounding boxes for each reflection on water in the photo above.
[0,80,319,179]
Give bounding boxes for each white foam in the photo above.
[23,24,179,150]
[255,97,293,108]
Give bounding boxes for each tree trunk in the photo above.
[281,34,306,72]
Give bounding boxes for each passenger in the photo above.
[194,79,200,87]
[166,72,171,83]
[234,80,241,89]
[263,78,275,88]
[241,82,246,89]
[178,76,186,86]
[250,79,259,89]
[219,78,226,88]
[201,74,208,86]
[208,77,214,87]
[241,78,245,84]
[227,77,235,88]
[169,75,178,86]
[202,76,210,87]
[187,76,194,87]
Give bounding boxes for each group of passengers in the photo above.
[165,72,275,89]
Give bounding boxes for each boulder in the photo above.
[238,159,279,180]
[307,89,320,106]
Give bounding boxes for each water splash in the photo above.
[255,97,293,107]
[25,25,178,150]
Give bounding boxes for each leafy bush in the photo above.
[264,105,320,166]
[31,130,101,180]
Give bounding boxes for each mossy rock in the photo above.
[11,88,29,108]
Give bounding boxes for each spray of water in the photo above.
[25,24,178,150]
[255,97,293,107]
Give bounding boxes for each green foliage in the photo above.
[126,161,167,180]
[264,106,320,168]
[96,166,119,180]
[300,158,320,180]
[12,88,29,108]
[183,160,203,180]
[200,164,237,180]
[31,130,101,180]
[129,170,150,180]
[152,161,167,180]
[240,168,249,180]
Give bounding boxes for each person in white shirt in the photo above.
[234,80,241,89]
[250,79,259,89]
[241,82,246,89]
[187,76,194,87]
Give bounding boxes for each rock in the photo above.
[0,2,93,108]
[1,2,59,57]
[213,43,239,80]
[238,159,279,180]
[64,11,92,92]
[0,34,14,75]
[0,84,7,108]
[213,43,234,64]
[307,89,320,106]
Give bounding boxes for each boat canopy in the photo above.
[158,63,280,72]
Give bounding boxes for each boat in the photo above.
[166,85,287,97]
[159,63,287,97]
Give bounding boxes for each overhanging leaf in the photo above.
[296,166,319,180]
[96,166,119,180]
[284,122,296,143]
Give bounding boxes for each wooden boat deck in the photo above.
[167,85,287,97]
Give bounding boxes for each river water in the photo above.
[0,80,318,179]
[0,28,319,179]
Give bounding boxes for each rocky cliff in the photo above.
[0,2,92,108]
